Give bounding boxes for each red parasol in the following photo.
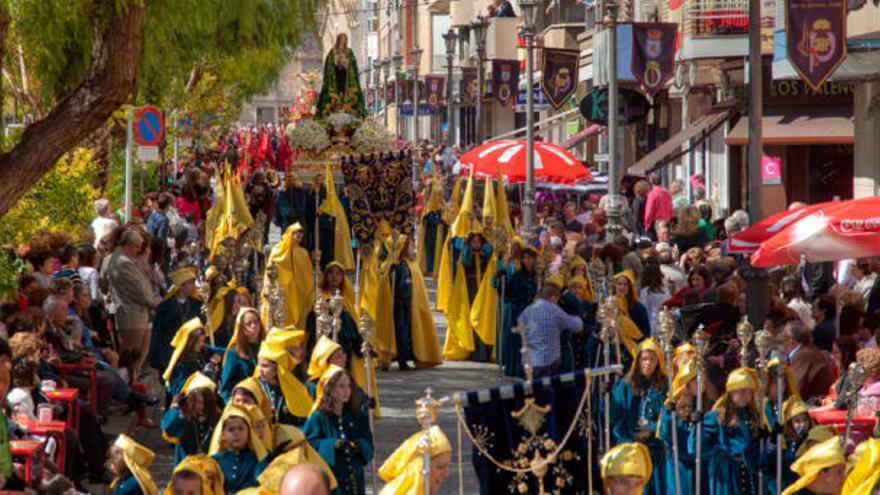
[750,196,880,267]
[457,139,592,184]
[728,201,833,254]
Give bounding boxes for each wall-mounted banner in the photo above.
[631,23,677,96]
[385,80,396,104]
[786,0,847,91]
[492,59,520,106]
[541,48,580,110]
[461,67,478,107]
[425,75,445,113]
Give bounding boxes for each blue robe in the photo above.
[628,301,651,342]
[165,358,203,399]
[390,262,414,364]
[610,378,666,495]
[304,409,373,495]
[161,406,214,463]
[306,307,363,373]
[690,409,760,495]
[421,212,445,276]
[258,377,302,427]
[220,345,257,402]
[212,449,265,494]
[110,474,142,495]
[148,297,202,372]
[758,430,800,495]
[658,407,705,495]
[496,265,537,378]
[453,238,493,362]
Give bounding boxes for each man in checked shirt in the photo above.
[518,283,585,379]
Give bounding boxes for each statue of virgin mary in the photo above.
[317,33,367,119]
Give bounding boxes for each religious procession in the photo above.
[1,0,880,495]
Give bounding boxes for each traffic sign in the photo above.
[178,113,194,138]
[134,106,165,146]
[138,145,159,162]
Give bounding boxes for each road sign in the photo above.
[134,106,165,146]
[178,113,194,138]
[138,145,159,162]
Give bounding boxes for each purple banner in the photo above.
[386,80,396,103]
[786,0,847,91]
[632,23,677,97]
[492,59,520,106]
[425,75,445,112]
[461,67,478,107]
[541,48,579,110]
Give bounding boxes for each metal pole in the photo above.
[476,48,485,144]
[605,0,623,238]
[775,354,784,495]
[413,65,420,147]
[383,62,389,130]
[447,54,455,148]
[173,110,179,182]
[523,27,536,241]
[395,70,402,146]
[124,106,134,223]
[743,0,769,328]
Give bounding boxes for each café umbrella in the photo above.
[750,196,880,267]
[727,201,833,254]
[456,139,593,184]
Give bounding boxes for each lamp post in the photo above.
[519,0,537,240]
[457,26,470,144]
[604,0,625,240]
[471,15,489,145]
[411,47,423,146]
[381,59,390,129]
[367,58,374,115]
[443,28,457,149]
[393,53,403,146]
[372,59,380,115]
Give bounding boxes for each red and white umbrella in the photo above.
[728,201,833,254]
[751,196,880,267]
[457,139,592,184]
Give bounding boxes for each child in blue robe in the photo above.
[220,307,265,401]
[209,403,269,494]
[495,246,538,378]
[161,372,222,463]
[304,365,373,495]
[106,435,158,495]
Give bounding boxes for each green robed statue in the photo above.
[317,33,367,119]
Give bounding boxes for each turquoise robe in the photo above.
[258,377,302,426]
[690,409,760,495]
[495,263,537,378]
[304,409,373,495]
[212,449,265,494]
[111,475,142,495]
[610,378,667,495]
[161,406,214,463]
[166,358,203,398]
[558,291,599,370]
[220,345,257,402]
[658,407,705,495]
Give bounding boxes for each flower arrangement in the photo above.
[288,119,330,151]
[351,118,393,153]
[325,111,361,134]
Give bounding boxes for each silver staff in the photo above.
[773,334,787,495]
[693,325,709,495]
[358,312,378,494]
[842,361,867,448]
[330,289,344,342]
[416,387,441,495]
[754,329,773,495]
[657,308,681,495]
[736,316,754,367]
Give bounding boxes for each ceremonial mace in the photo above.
[358,313,379,495]
[657,308,681,495]
[736,316,754,367]
[597,296,620,453]
[330,290,344,342]
[417,387,441,495]
[693,325,709,495]
[773,334,787,495]
[196,276,215,347]
[754,328,774,495]
[841,361,867,448]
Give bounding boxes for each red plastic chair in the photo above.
[44,389,80,430]
[24,420,67,474]
[56,364,99,416]
[10,440,45,487]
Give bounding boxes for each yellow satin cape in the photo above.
[360,237,396,366]
[442,257,474,361]
[317,164,355,271]
[209,166,254,260]
[164,455,224,495]
[232,377,272,429]
[781,436,845,495]
[208,282,248,336]
[256,340,314,419]
[470,252,499,347]
[379,426,452,495]
[842,438,880,495]
[257,424,338,491]
[614,296,644,360]
[417,172,447,277]
[208,403,269,460]
[223,307,265,368]
[113,434,159,495]
[163,317,206,385]
[263,225,315,329]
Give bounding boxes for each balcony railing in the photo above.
[685,0,749,36]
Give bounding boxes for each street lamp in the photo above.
[604,0,625,240]
[381,59,389,129]
[519,0,537,240]
[471,15,489,145]
[371,59,380,115]
[393,53,403,146]
[443,28,457,149]
[411,47,423,146]
[366,58,374,115]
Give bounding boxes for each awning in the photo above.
[627,107,736,176]
[725,106,854,146]
[560,124,602,149]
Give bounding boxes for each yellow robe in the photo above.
[263,228,314,329]
[442,258,475,361]
[470,252,499,348]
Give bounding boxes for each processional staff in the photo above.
[841,361,867,449]
[754,328,774,495]
[357,312,379,495]
[657,308,681,495]
[693,325,709,495]
[416,387,441,495]
[772,334,787,495]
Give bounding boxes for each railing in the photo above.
[685,0,749,36]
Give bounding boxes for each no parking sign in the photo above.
[134,106,165,146]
